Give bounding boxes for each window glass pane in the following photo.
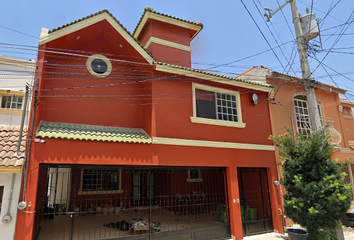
[196,89,216,119]
[196,87,239,123]
[0,186,3,214]
[189,169,199,179]
[1,96,11,108]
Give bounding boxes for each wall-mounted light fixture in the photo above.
[34,138,46,143]
[273,180,280,186]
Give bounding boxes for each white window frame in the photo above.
[191,83,246,128]
[78,168,123,195]
[293,94,323,134]
[0,95,23,110]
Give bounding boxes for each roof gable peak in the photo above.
[39,9,153,64]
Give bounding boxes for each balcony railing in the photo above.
[291,115,342,146]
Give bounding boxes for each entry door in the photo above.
[132,171,155,206]
[237,168,273,236]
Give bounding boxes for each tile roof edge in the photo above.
[45,9,153,61]
[132,6,203,38]
[239,66,347,94]
[37,120,148,131]
[155,61,274,89]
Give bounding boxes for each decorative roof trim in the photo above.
[133,7,203,40]
[155,63,274,92]
[0,166,22,173]
[36,121,152,144]
[38,10,154,65]
[152,137,275,151]
[145,37,192,52]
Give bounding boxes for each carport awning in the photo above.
[36,121,152,144]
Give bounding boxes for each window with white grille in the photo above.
[1,95,23,109]
[293,95,322,134]
[191,83,245,128]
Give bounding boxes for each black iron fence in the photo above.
[34,165,230,240]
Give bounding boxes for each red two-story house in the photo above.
[15,8,282,240]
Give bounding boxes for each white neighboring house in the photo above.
[0,56,35,240]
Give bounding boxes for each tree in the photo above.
[270,129,351,239]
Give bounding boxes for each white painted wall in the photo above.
[0,57,35,239]
[0,114,23,127]
[0,173,22,240]
[0,57,34,127]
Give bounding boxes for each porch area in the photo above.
[33,165,230,240]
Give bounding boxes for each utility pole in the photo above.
[265,0,322,132]
[290,0,321,131]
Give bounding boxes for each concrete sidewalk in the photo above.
[241,226,354,240]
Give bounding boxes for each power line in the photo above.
[0,25,38,39]
[239,0,286,71]
[254,0,297,77]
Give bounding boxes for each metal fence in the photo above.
[34,165,230,240]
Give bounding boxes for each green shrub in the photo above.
[270,129,351,239]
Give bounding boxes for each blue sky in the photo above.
[1,0,353,100]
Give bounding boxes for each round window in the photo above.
[86,54,112,77]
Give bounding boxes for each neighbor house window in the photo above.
[187,169,202,182]
[1,95,23,109]
[0,186,4,214]
[191,83,245,128]
[79,169,123,195]
[293,95,322,135]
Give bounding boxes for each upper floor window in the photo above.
[1,95,23,110]
[293,95,322,134]
[86,54,112,78]
[343,106,352,116]
[191,83,245,128]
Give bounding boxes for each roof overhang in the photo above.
[36,121,152,144]
[155,63,273,93]
[270,72,347,94]
[133,11,203,41]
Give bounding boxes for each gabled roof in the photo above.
[36,121,151,144]
[133,7,203,40]
[39,9,154,64]
[0,126,26,173]
[237,66,347,94]
[155,62,274,92]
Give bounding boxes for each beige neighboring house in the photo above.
[0,56,34,240]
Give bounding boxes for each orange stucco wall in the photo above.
[15,18,282,240]
[266,76,354,176]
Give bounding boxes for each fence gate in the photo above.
[237,167,273,236]
[34,165,230,240]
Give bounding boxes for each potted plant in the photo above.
[270,129,351,240]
